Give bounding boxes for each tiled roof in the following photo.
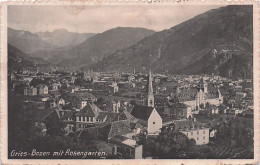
[130,104,154,121]
[75,103,102,117]
[58,110,75,119]
[116,110,138,123]
[108,120,141,139]
[96,112,118,122]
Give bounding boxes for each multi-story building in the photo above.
[37,85,48,95]
[24,86,37,96]
[180,128,210,145]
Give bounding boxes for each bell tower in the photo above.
[147,69,154,107]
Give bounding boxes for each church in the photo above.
[130,69,162,135]
[171,78,223,111]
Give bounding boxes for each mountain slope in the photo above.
[36,29,95,47]
[8,28,57,54]
[88,5,253,79]
[8,44,54,72]
[37,27,155,69]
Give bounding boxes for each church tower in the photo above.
[147,69,154,107]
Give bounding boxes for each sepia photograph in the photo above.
[2,2,258,162]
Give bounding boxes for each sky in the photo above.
[8,5,222,34]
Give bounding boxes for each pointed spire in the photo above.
[147,68,154,107]
[148,68,153,95]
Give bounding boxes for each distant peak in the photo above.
[53,28,69,33]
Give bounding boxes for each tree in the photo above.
[130,99,136,105]
[30,78,45,87]
[96,97,105,105]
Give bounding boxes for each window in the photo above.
[83,117,85,121]
[79,124,81,128]
[78,117,81,121]
[203,136,205,140]
[203,131,205,134]
[197,137,199,140]
[191,132,193,136]
[197,131,199,135]
[153,122,155,124]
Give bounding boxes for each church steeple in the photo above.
[147,69,154,107]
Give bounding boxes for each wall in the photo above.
[147,109,162,134]
[181,128,209,145]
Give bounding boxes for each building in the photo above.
[58,109,76,134]
[24,86,37,96]
[109,135,143,159]
[180,128,210,145]
[37,85,48,95]
[58,98,66,106]
[109,82,119,93]
[75,103,103,131]
[130,104,162,135]
[171,78,223,110]
[164,103,193,119]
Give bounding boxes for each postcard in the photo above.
[0,0,259,164]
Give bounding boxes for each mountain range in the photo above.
[36,29,95,47]
[8,5,253,79]
[34,27,156,69]
[87,5,253,79]
[8,27,57,54]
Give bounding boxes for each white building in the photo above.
[180,128,210,145]
[130,105,162,135]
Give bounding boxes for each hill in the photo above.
[36,27,155,69]
[88,5,253,79]
[8,44,54,72]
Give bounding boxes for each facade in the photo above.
[180,128,210,145]
[164,103,193,119]
[109,82,119,93]
[37,85,48,95]
[75,103,103,131]
[24,86,37,96]
[130,105,162,135]
[112,101,120,113]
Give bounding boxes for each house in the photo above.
[108,82,119,93]
[58,98,65,106]
[128,75,135,81]
[180,127,210,145]
[164,103,192,119]
[24,86,37,96]
[130,104,162,135]
[49,99,57,109]
[52,82,61,91]
[76,120,143,159]
[210,129,217,138]
[105,100,121,113]
[109,135,143,159]
[75,103,103,131]
[107,120,143,159]
[37,85,48,95]
[58,109,76,134]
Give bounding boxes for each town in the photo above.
[8,66,254,159]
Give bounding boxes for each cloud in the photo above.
[8,5,222,33]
